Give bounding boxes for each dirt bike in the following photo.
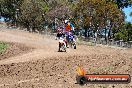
[58,38,66,52]
[69,38,76,49]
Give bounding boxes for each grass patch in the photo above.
[0,41,8,54]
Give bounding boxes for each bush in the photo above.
[114,30,128,42]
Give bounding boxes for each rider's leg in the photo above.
[64,40,67,47]
[63,41,66,48]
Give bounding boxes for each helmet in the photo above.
[65,20,69,24]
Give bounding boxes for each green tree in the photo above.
[0,0,23,22]
[18,0,49,32]
[115,22,132,41]
[75,0,124,38]
[106,0,132,8]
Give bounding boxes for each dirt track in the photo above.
[0,26,132,88]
